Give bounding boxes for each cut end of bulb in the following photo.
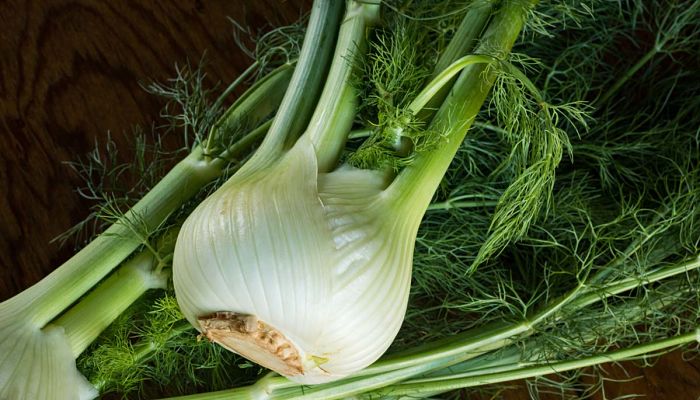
[198,312,303,376]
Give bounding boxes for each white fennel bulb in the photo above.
[173,136,423,384]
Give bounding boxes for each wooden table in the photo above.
[1,1,698,398]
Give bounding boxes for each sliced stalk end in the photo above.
[198,312,303,377]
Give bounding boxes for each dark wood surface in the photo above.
[0,1,698,399]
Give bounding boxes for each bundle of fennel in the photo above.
[1,0,699,398]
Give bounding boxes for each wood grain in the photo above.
[0,1,697,399]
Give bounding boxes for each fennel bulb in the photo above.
[174,135,420,384]
[172,0,514,385]
[173,0,409,384]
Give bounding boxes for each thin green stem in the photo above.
[372,331,697,396]
[417,0,495,123]
[596,47,659,106]
[209,61,259,125]
[348,128,373,140]
[431,0,494,79]
[427,199,499,211]
[364,321,532,377]
[408,54,497,114]
[251,0,343,164]
[472,121,509,136]
[502,62,546,103]
[570,254,700,311]
[390,0,536,216]
[205,64,294,161]
[304,0,380,172]
[211,119,273,169]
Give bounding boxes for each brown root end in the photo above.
[198,312,303,376]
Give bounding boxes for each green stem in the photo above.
[430,0,494,78]
[426,199,499,211]
[348,128,373,140]
[408,54,497,114]
[372,330,697,396]
[212,118,273,169]
[417,0,495,123]
[367,321,531,375]
[209,61,259,118]
[205,64,294,160]
[472,121,510,136]
[596,46,659,106]
[252,0,343,164]
[50,250,166,357]
[390,0,536,213]
[570,254,700,312]
[304,0,380,172]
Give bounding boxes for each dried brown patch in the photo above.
[198,312,303,376]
